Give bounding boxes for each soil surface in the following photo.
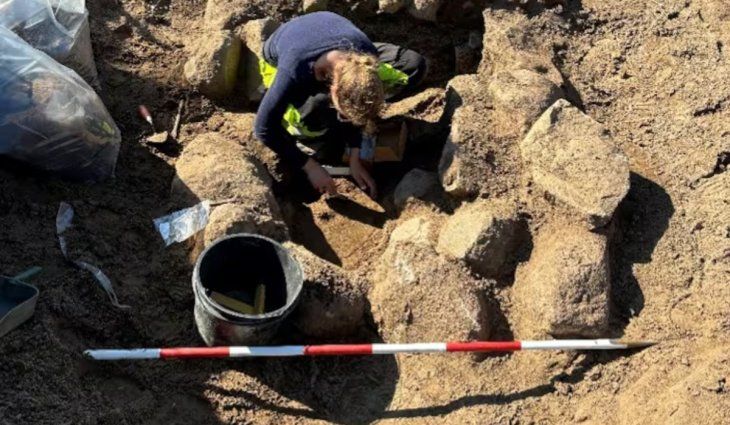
[1,1,728,424]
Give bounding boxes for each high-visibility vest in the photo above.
[258,59,408,139]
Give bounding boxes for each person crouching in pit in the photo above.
[254,11,427,198]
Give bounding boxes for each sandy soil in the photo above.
[0,0,728,424]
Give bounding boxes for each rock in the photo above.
[407,0,442,21]
[388,216,435,249]
[436,200,526,278]
[145,131,169,144]
[520,99,630,228]
[393,168,440,210]
[437,105,486,198]
[479,9,563,87]
[204,0,266,30]
[205,202,288,245]
[171,132,288,242]
[378,0,406,13]
[184,30,241,100]
[371,217,492,344]
[512,223,611,338]
[302,0,328,13]
[286,243,368,338]
[382,87,445,122]
[237,18,281,103]
[488,69,564,137]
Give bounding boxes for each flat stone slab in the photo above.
[520,99,630,228]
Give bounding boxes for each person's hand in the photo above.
[349,149,377,198]
[303,158,338,196]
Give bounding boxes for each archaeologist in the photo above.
[254,11,427,198]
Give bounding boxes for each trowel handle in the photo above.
[13,266,42,282]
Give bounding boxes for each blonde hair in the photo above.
[331,51,384,135]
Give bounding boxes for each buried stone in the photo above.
[370,217,492,344]
[171,132,288,244]
[436,199,527,279]
[511,222,611,338]
[520,99,630,228]
[393,168,440,210]
[184,30,241,100]
[285,243,368,338]
[488,69,564,138]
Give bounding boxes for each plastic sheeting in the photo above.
[0,26,120,182]
[0,0,99,87]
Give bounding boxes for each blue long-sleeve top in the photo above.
[254,12,377,168]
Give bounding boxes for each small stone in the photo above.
[184,30,241,100]
[302,0,328,13]
[145,131,169,144]
[520,99,630,228]
[393,168,440,210]
[378,0,407,13]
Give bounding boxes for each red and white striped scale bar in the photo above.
[84,339,654,361]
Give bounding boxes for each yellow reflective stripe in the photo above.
[378,63,409,87]
[282,104,327,138]
[259,59,278,89]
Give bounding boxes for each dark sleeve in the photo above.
[254,71,309,169]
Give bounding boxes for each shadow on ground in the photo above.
[610,172,674,330]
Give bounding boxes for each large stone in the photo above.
[488,69,564,137]
[520,99,630,228]
[438,73,526,199]
[436,200,525,278]
[286,243,368,338]
[237,18,281,103]
[171,133,288,242]
[184,30,241,100]
[204,0,267,30]
[302,0,328,13]
[371,217,491,343]
[393,168,440,210]
[479,9,563,87]
[205,202,288,245]
[512,223,611,338]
